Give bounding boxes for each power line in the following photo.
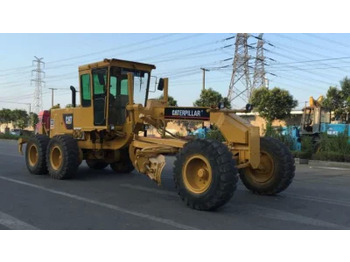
[303,33,350,49]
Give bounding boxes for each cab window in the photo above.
[80,74,91,107]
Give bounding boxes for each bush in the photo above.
[0,132,33,140]
[312,152,346,162]
[264,124,295,151]
[206,127,225,142]
[0,133,20,140]
[291,150,312,159]
[300,136,313,156]
[318,133,350,155]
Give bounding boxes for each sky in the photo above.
[1,33,350,112]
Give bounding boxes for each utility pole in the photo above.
[31,56,45,114]
[252,33,267,95]
[49,88,57,107]
[200,68,210,91]
[227,33,252,103]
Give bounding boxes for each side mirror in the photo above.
[157,78,164,91]
[245,103,253,112]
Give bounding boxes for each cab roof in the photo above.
[79,58,156,72]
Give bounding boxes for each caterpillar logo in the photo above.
[63,114,74,130]
[164,107,210,120]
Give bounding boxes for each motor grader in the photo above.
[18,58,295,211]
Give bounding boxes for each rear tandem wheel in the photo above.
[25,134,50,175]
[46,135,80,179]
[239,137,295,195]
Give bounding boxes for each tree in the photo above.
[323,77,350,122]
[11,109,28,129]
[0,108,14,127]
[340,77,350,121]
[29,112,39,129]
[250,87,298,125]
[323,86,344,120]
[193,88,231,109]
[158,95,178,106]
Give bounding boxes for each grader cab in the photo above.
[19,58,295,211]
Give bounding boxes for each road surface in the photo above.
[0,139,349,230]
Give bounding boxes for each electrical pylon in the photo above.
[31,56,45,114]
[252,33,267,93]
[227,33,252,102]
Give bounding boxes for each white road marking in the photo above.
[0,176,197,230]
[284,192,350,208]
[0,152,23,158]
[0,210,38,230]
[120,183,178,197]
[309,166,350,171]
[238,186,350,208]
[247,204,347,229]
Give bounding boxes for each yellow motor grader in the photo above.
[18,58,295,210]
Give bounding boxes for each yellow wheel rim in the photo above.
[182,154,212,194]
[247,151,275,183]
[28,144,38,167]
[50,145,63,170]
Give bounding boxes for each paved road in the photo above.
[0,139,350,230]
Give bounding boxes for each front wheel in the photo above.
[239,137,295,195]
[174,139,238,211]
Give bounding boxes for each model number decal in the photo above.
[63,114,74,130]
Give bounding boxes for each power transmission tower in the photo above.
[31,56,45,114]
[227,33,252,103]
[252,33,267,93]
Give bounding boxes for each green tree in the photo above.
[0,108,14,127]
[250,87,298,125]
[11,109,28,129]
[193,88,231,109]
[323,77,350,122]
[29,112,39,129]
[323,86,344,120]
[340,77,350,121]
[158,95,178,106]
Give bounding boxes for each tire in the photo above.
[173,139,238,211]
[46,135,79,179]
[239,137,295,195]
[86,159,108,170]
[25,134,50,175]
[110,147,134,173]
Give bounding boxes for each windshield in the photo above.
[108,66,150,126]
[109,66,150,105]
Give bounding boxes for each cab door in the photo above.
[92,68,108,126]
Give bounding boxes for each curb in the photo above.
[295,158,350,169]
